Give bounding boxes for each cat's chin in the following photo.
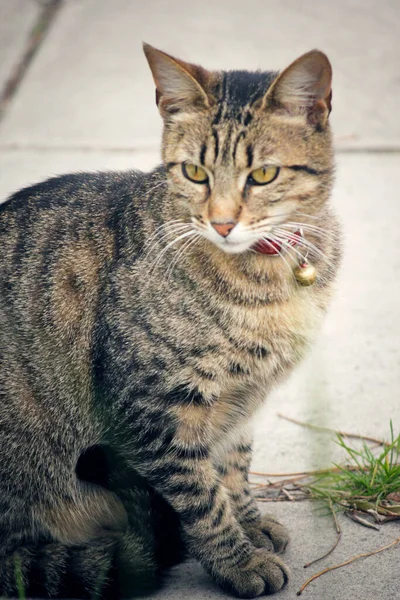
[214,241,254,255]
[214,241,279,256]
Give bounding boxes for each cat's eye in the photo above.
[182,163,209,184]
[248,165,280,185]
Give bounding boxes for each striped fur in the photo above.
[0,46,340,597]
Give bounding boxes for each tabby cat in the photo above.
[0,44,341,598]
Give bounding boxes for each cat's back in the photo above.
[0,168,160,280]
[0,167,159,423]
[0,167,160,362]
[0,169,144,245]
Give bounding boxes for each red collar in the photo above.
[252,230,301,255]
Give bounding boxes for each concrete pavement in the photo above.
[1,0,400,152]
[0,0,40,93]
[148,502,400,600]
[0,1,399,598]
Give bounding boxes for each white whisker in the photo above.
[278,238,301,264]
[149,223,191,243]
[149,230,197,273]
[192,221,209,233]
[292,236,327,261]
[144,230,191,261]
[292,210,323,221]
[274,234,307,262]
[261,234,297,283]
[143,222,192,258]
[278,221,329,237]
[245,211,327,236]
[165,234,201,281]
[144,220,189,247]
[274,228,327,261]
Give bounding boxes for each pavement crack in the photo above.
[0,0,63,123]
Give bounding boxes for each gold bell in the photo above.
[293,259,317,287]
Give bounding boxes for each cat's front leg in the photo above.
[218,432,289,554]
[130,404,289,598]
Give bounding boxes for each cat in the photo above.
[0,43,341,598]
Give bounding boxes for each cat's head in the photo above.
[144,44,333,256]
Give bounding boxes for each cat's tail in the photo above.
[0,535,160,599]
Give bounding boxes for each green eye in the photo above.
[249,165,280,185]
[182,163,209,184]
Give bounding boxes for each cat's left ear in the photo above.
[263,50,332,128]
[143,43,215,118]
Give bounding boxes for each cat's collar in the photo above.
[252,228,318,286]
[252,229,302,255]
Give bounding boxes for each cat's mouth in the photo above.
[201,222,303,256]
[251,230,301,255]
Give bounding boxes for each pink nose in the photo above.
[212,222,235,238]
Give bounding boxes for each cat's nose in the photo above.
[211,222,236,238]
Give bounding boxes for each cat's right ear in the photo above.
[143,43,214,118]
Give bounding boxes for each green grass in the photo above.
[307,422,400,514]
[14,556,26,600]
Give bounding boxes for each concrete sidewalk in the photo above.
[1,1,400,598]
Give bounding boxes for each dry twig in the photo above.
[281,488,295,501]
[344,511,380,531]
[277,413,388,447]
[303,499,342,568]
[251,468,337,478]
[297,536,400,595]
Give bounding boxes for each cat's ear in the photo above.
[263,50,332,127]
[143,43,214,118]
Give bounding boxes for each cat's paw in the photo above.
[243,514,289,554]
[216,549,289,597]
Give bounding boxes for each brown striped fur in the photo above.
[0,45,341,598]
